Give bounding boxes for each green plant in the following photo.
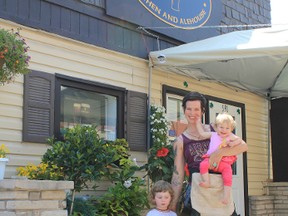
[92,158,149,216]
[0,28,30,85]
[42,125,117,192]
[0,144,9,158]
[104,138,130,165]
[16,125,148,215]
[16,162,63,180]
[146,105,174,183]
[42,125,120,215]
[67,196,97,216]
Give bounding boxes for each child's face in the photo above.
[154,191,172,210]
[216,122,232,138]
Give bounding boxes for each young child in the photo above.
[146,180,177,216]
[196,112,240,205]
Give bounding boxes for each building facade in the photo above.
[0,1,273,215]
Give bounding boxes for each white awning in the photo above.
[149,27,288,98]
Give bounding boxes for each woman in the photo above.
[170,92,248,215]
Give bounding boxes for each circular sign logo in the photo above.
[138,0,212,30]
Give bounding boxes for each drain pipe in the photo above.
[267,97,271,180]
[146,59,153,193]
[147,64,152,150]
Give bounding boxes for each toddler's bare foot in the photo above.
[221,197,229,205]
[199,182,210,188]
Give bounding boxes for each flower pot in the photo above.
[0,158,9,180]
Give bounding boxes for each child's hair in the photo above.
[215,112,236,129]
[150,180,174,204]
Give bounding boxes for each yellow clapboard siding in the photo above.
[0,20,271,197]
[0,104,22,118]
[0,91,23,106]
[0,79,23,94]
[0,116,22,130]
[247,152,268,161]
[248,160,270,169]
[0,129,22,142]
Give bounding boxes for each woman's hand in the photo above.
[226,134,240,147]
[208,149,222,170]
[209,135,247,169]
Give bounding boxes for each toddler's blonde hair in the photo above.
[215,112,236,130]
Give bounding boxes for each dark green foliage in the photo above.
[146,143,174,183]
[42,125,117,192]
[92,159,150,216]
[67,196,97,216]
[21,125,149,215]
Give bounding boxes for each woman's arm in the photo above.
[209,137,248,169]
[196,118,212,139]
[170,136,185,211]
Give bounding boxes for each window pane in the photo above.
[60,86,117,140]
[166,94,187,139]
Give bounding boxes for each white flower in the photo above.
[124,179,132,188]
[132,158,139,166]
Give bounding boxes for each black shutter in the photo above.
[23,71,55,143]
[126,91,147,151]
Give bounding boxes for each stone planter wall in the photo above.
[0,179,74,216]
[249,182,288,216]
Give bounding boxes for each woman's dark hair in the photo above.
[182,92,207,113]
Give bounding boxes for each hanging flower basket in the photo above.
[0,28,31,85]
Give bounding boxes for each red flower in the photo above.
[184,163,190,177]
[156,147,169,157]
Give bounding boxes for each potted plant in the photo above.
[0,28,30,85]
[0,144,9,180]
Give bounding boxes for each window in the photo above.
[166,93,188,138]
[162,85,189,139]
[55,75,125,141]
[60,86,118,140]
[23,71,147,152]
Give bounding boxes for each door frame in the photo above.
[206,95,248,216]
[162,85,248,216]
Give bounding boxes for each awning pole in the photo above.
[147,64,152,150]
[267,97,271,180]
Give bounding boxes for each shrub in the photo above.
[42,125,116,192]
[92,158,149,216]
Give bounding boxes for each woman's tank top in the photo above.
[182,134,210,172]
[183,125,214,179]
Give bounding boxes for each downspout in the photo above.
[147,62,152,150]
[267,97,271,180]
[146,57,153,193]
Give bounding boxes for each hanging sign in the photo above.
[138,0,212,29]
